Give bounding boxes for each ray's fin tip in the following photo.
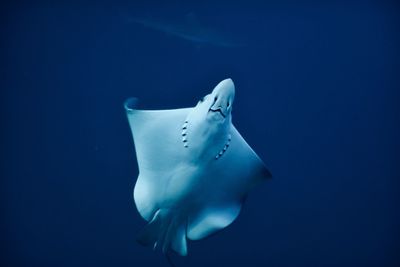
[124,97,139,111]
[263,165,273,179]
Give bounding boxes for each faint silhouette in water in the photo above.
[122,12,245,48]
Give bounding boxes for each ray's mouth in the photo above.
[209,108,226,118]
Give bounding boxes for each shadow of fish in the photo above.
[123,13,245,48]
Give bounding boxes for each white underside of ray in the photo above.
[185,126,270,240]
[125,98,192,221]
[125,97,271,247]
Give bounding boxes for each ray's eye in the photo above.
[227,102,230,107]
[200,95,208,103]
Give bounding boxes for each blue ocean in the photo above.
[1,2,399,266]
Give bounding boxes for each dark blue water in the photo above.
[1,2,399,267]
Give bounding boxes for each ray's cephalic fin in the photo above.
[137,209,188,257]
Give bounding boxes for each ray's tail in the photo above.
[137,209,188,256]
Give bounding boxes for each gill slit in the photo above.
[181,120,231,160]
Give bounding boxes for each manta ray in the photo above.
[124,78,271,257]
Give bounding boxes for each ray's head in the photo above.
[193,78,235,125]
[184,78,235,157]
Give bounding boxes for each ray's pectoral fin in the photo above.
[255,157,272,180]
[124,97,192,175]
[125,98,193,221]
[231,126,272,184]
[187,203,242,240]
[137,209,188,256]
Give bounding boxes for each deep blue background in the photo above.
[1,1,399,266]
